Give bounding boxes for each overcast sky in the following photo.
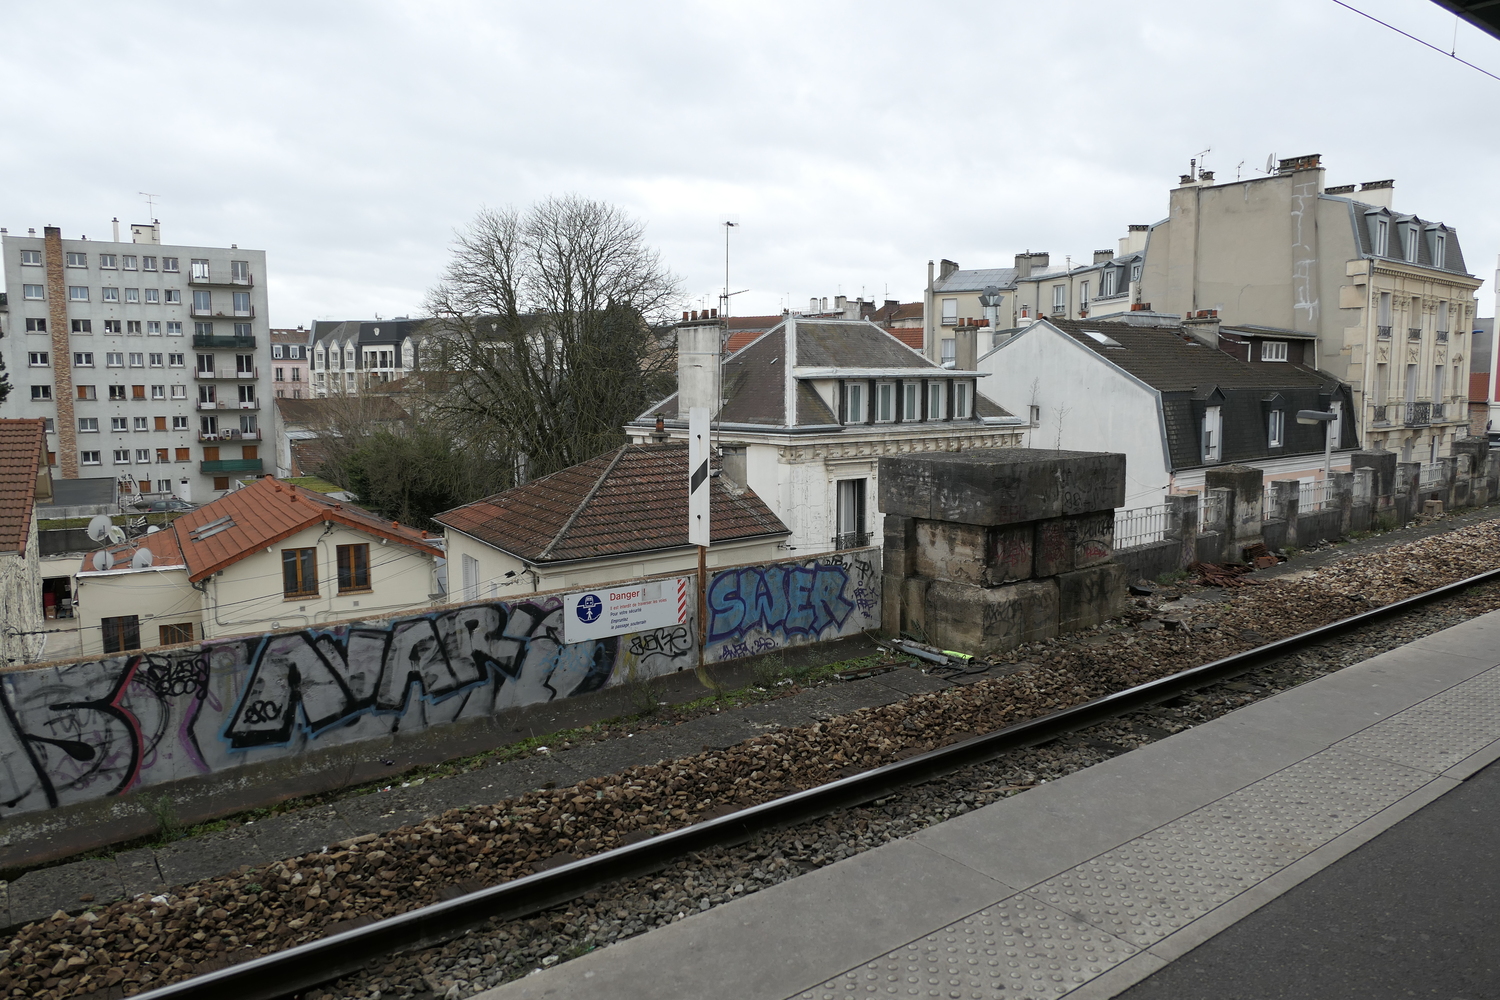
[4,0,1497,326]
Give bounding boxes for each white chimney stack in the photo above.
[676,311,722,417]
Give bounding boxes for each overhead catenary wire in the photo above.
[1329,0,1500,83]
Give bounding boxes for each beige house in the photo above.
[0,419,51,665]
[1139,154,1483,463]
[436,442,789,598]
[75,475,442,655]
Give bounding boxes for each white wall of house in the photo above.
[204,523,440,638]
[980,324,1172,508]
[75,565,202,658]
[0,513,44,665]
[443,529,785,601]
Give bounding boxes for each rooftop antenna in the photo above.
[719,218,748,320]
[1196,148,1211,177]
[138,191,160,219]
[1236,160,1245,181]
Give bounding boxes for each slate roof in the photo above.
[168,476,439,582]
[1040,318,1339,394]
[795,320,933,369]
[1341,201,1472,276]
[275,396,408,426]
[0,419,47,555]
[434,443,788,564]
[932,267,1018,293]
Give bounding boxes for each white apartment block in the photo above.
[0,223,274,503]
[310,319,422,397]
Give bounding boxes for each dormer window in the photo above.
[1202,405,1222,463]
[1101,268,1118,297]
[903,382,918,420]
[954,382,971,419]
[1374,218,1389,256]
[1433,232,1446,269]
[844,382,865,423]
[1260,340,1289,362]
[1268,409,1285,448]
[876,382,895,422]
[927,381,945,420]
[1406,225,1420,263]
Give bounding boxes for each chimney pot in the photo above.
[682,311,689,321]
[710,307,717,318]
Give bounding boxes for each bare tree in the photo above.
[425,196,682,480]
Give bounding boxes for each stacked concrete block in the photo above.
[879,450,1128,657]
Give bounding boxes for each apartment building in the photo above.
[0,224,273,502]
[270,327,312,398]
[310,319,423,396]
[1138,155,1483,463]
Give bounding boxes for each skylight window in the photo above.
[1082,330,1122,347]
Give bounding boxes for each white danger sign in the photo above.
[562,577,690,643]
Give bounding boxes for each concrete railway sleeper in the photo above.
[12,523,1500,1000]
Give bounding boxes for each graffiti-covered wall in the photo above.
[0,592,696,820]
[703,548,880,663]
[0,550,880,821]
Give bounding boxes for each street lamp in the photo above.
[1296,409,1336,478]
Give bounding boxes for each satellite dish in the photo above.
[106,525,127,545]
[1266,153,1275,173]
[87,515,112,542]
[146,525,161,535]
[92,550,112,572]
[131,548,154,570]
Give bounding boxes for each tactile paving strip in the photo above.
[792,895,1136,999]
[1025,749,1431,948]
[1337,666,1500,773]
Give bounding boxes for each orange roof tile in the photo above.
[82,526,187,574]
[1470,372,1492,403]
[170,476,440,582]
[890,328,923,350]
[0,419,47,555]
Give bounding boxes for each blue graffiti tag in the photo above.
[707,562,856,643]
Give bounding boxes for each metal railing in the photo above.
[1113,503,1171,549]
[1405,401,1431,426]
[1377,325,1392,339]
[1200,492,1225,526]
[1408,327,1422,341]
[1420,462,1444,487]
[1299,478,1336,512]
[1431,402,1446,421]
[1372,404,1388,424]
[830,531,869,550]
[1437,329,1449,343]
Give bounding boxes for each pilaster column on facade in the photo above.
[42,227,76,478]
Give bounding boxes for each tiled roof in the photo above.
[170,476,439,582]
[0,419,47,555]
[434,443,788,563]
[1470,372,1492,403]
[83,526,187,573]
[933,267,1018,293]
[1040,318,1339,393]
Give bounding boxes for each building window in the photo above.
[151,385,166,399]
[844,382,864,423]
[193,290,211,312]
[291,368,301,381]
[954,381,971,419]
[940,338,956,366]
[1260,340,1289,362]
[174,446,190,460]
[876,382,894,422]
[164,289,181,305]
[73,352,94,367]
[108,385,125,400]
[126,321,142,335]
[1433,232,1446,269]
[191,259,210,281]
[142,256,157,271]
[337,543,371,593]
[1079,281,1089,309]
[28,352,49,367]
[80,450,100,465]
[272,344,284,359]
[232,291,251,315]
[134,448,151,463]
[941,298,958,326]
[102,287,119,303]
[145,288,160,304]
[65,252,87,268]
[69,286,89,301]
[149,352,164,367]
[1202,405,1222,463]
[173,416,189,430]
[274,366,285,382]
[1268,409,1284,448]
[234,322,252,337]
[231,260,250,282]
[168,352,184,367]
[125,288,139,303]
[282,548,319,598]
[101,616,141,654]
[834,479,867,549]
[159,623,194,646]
[1404,225,1420,263]
[77,385,97,400]
[213,476,230,490]
[132,385,147,400]
[156,478,170,493]
[106,352,124,367]
[1434,364,1445,401]
[461,553,480,602]
[162,257,179,272]
[19,250,41,266]
[102,319,121,334]
[166,321,182,336]
[153,416,167,431]
[195,322,214,338]
[23,283,44,299]
[1130,264,1142,283]
[111,417,128,431]
[1375,218,1389,256]
[154,447,168,463]
[171,384,186,399]
[122,255,137,270]
[129,352,145,367]
[288,345,301,360]
[315,349,325,370]
[113,449,131,464]
[1101,269,1117,297]
[928,381,945,420]
[1051,285,1066,314]
[79,417,98,433]
[25,318,46,332]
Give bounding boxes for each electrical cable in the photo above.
[1330,0,1500,83]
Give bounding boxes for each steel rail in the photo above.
[134,565,1500,1000]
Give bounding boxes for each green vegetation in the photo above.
[1155,569,1189,584]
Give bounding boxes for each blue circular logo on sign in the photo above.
[576,594,603,623]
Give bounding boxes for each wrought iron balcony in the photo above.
[1407,327,1422,340]
[1437,329,1449,343]
[1404,401,1431,426]
[1377,325,1392,339]
[1372,404,1388,425]
[831,531,870,550]
[1431,402,1446,421]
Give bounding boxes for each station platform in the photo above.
[479,609,1500,1000]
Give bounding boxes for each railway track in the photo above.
[99,556,1500,1000]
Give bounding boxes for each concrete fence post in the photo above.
[1333,471,1355,533]
[1440,456,1459,509]
[1396,462,1421,523]
[1271,480,1300,546]
[1205,465,1266,557]
[1165,493,1198,571]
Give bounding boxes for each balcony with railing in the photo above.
[196,398,260,411]
[200,458,263,475]
[1431,402,1446,421]
[190,306,256,319]
[1437,329,1449,343]
[188,272,254,288]
[1404,401,1432,426]
[1377,325,1392,339]
[1372,404,1389,425]
[197,429,261,443]
[194,367,259,380]
[1407,327,1422,341]
[830,531,870,550]
[193,334,256,349]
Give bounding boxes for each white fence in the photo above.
[1113,503,1172,550]
[1299,478,1337,512]
[1420,462,1444,487]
